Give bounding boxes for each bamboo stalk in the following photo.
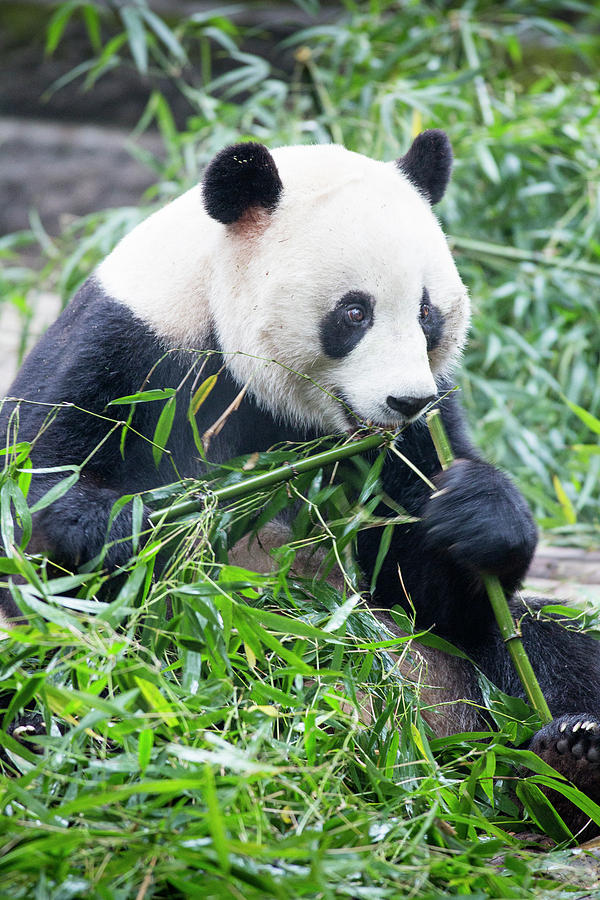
[426,409,553,724]
[450,235,600,278]
[149,429,392,525]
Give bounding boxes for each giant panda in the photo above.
[1,131,600,836]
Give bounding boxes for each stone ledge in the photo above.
[0,116,162,234]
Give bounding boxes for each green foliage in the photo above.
[0,444,597,898]
[1,2,600,895]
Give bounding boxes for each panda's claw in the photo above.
[12,724,38,738]
[7,713,46,746]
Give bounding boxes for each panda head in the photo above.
[99,132,469,434]
[202,132,469,433]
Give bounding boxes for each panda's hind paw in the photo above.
[530,714,600,768]
[526,714,600,839]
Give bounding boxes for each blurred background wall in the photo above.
[0,0,320,235]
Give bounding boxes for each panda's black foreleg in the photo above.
[0,474,151,628]
[372,406,538,648]
[422,457,537,596]
[365,454,538,651]
[26,475,149,575]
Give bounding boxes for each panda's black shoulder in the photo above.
[7,279,165,403]
[1,279,192,471]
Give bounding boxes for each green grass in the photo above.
[1,1,600,896]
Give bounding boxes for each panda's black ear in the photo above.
[202,142,283,225]
[397,130,453,205]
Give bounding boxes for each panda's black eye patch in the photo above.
[320,291,374,359]
[419,288,444,351]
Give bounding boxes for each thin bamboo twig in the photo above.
[426,409,553,724]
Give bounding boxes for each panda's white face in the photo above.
[209,145,469,431]
[98,141,469,433]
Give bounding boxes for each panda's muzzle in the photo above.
[386,393,437,420]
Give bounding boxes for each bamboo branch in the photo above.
[426,409,553,724]
[149,429,393,525]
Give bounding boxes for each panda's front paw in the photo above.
[422,458,536,589]
[530,715,600,767]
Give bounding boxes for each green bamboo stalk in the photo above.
[426,409,553,724]
[450,235,600,278]
[149,429,392,525]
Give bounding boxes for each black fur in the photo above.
[202,142,283,225]
[358,385,538,648]
[397,130,453,205]
[319,291,374,359]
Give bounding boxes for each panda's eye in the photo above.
[418,291,445,352]
[320,291,374,358]
[346,306,365,325]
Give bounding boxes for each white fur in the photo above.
[97,143,469,431]
[97,186,219,347]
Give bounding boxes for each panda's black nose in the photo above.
[386,394,436,419]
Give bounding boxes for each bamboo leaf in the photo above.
[120,6,148,75]
[552,474,576,525]
[564,398,600,435]
[138,728,154,772]
[153,397,176,468]
[46,1,79,55]
[369,521,394,594]
[29,471,80,514]
[203,764,230,872]
[191,375,218,415]
[516,781,573,844]
[82,4,102,53]
[134,676,178,727]
[108,389,176,406]
[140,8,186,60]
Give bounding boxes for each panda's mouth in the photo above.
[336,396,405,435]
[335,389,438,434]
